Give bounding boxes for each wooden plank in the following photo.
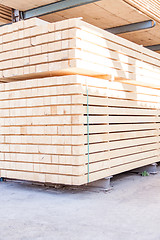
[83,123,157,134]
[110,149,158,167]
[109,136,158,149]
[110,142,158,159]
[83,115,158,124]
[3,129,157,145]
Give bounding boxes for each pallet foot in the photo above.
[132,163,158,175]
[0,177,4,182]
[86,177,112,191]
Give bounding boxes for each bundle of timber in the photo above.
[0,18,160,186]
[124,0,160,24]
[0,17,160,89]
[0,75,160,185]
[0,4,12,24]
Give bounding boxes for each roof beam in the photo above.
[145,44,160,51]
[106,20,156,34]
[23,0,100,19]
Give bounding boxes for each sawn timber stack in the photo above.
[0,18,160,185]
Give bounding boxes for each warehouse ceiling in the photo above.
[0,0,60,11]
[0,0,160,48]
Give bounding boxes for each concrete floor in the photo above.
[1,169,160,240]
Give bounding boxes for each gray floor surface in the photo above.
[1,169,160,240]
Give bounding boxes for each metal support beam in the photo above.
[23,0,100,19]
[12,9,24,22]
[145,44,160,51]
[132,163,158,175]
[86,177,112,191]
[0,177,4,182]
[106,20,156,34]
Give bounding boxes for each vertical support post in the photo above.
[87,177,112,191]
[12,9,24,22]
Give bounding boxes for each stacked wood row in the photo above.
[124,0,160,24]
[0,4,12,24]
[0,74,160,185]
[0,18,160,89]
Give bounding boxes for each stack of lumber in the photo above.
[80,76,160,182]
[0,18,160,89]
[0,75,87,185]
[0,75,160,185]
[0,4,12,24]
[0,18,160,185]
[124,0,160,24]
